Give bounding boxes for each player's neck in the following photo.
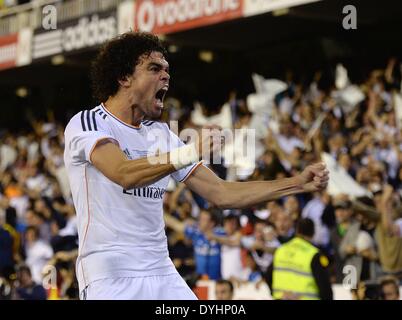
[104,94,144,127]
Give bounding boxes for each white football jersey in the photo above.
[64,104,201,292]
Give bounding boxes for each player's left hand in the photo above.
[298,162,329,193]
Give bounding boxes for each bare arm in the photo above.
[366,92,381,126]
[168,183,186,214]
[185,163,329,209]
[385,58,397,84]
[90,124,218,189]
[91,139,178,189]
[163,213,187,234]
[207,231,242,247]
[266,129,300,169]
[351,134,372,157]
[379,185,400,237]
[352,200,380,222]
[254,245,277,254]
[266,134,289,164]
[310,131,324,158]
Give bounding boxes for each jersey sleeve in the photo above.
[64,110,118,165]
[166,126,203,183]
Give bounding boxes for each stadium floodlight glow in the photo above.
[51,54,65,65]
[168,45,179,53]
[16,87,28,98]
[199,50,214,63]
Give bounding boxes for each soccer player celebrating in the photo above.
[64,32,329,300]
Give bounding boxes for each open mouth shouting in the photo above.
[155,86,168,109]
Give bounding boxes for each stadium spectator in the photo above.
[168,231,196,279]
[206,213,244,280]
[13,264,47,300]
[1,54,402,298]
[272,208,295,244]
[215,279,234,300]
[231,250,263,286]
[165,210,225,280]
[25,209,51,243]
[330,197,361,282]
[379,276,400,300]
[351,281,382,300]
[47,250,79,300]
[0,211,14,280]
[163,183,197,279]
[24,226,53,284]
[267,218,333,300]
[50,203,78,253]
[374,186,402,276]
[283,195,301,222]
[352,185,402,279]
[302,192,331,252]
[241,219,280,273]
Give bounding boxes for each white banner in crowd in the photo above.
[333,63,365,114]
[305,112,326,142]
[394,93,402,130]
[332,85,365,114]
[191,101,256,179]
[321,152,371,198]
[335,63,349,89]
[191,102,233,129]
[247,74,287,157]
[247,74,287,123]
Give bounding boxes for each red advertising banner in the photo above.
[0,33,18,70]
[133,0,244,34]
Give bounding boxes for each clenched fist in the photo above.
[298,162,329,193]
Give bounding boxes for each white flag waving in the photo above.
[321,152,371,198]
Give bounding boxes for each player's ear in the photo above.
[118,75,132,88]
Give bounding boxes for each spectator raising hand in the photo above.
[380,185,402,238]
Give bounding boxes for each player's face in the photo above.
[130,51,170,118]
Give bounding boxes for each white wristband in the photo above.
[170,143,199,170]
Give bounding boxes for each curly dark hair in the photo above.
[90,31,168,103]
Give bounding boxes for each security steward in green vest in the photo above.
[265,218,333,300]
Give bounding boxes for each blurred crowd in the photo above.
[0,0,32,10]
[0,116,79,299]
[1,57,402,300]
